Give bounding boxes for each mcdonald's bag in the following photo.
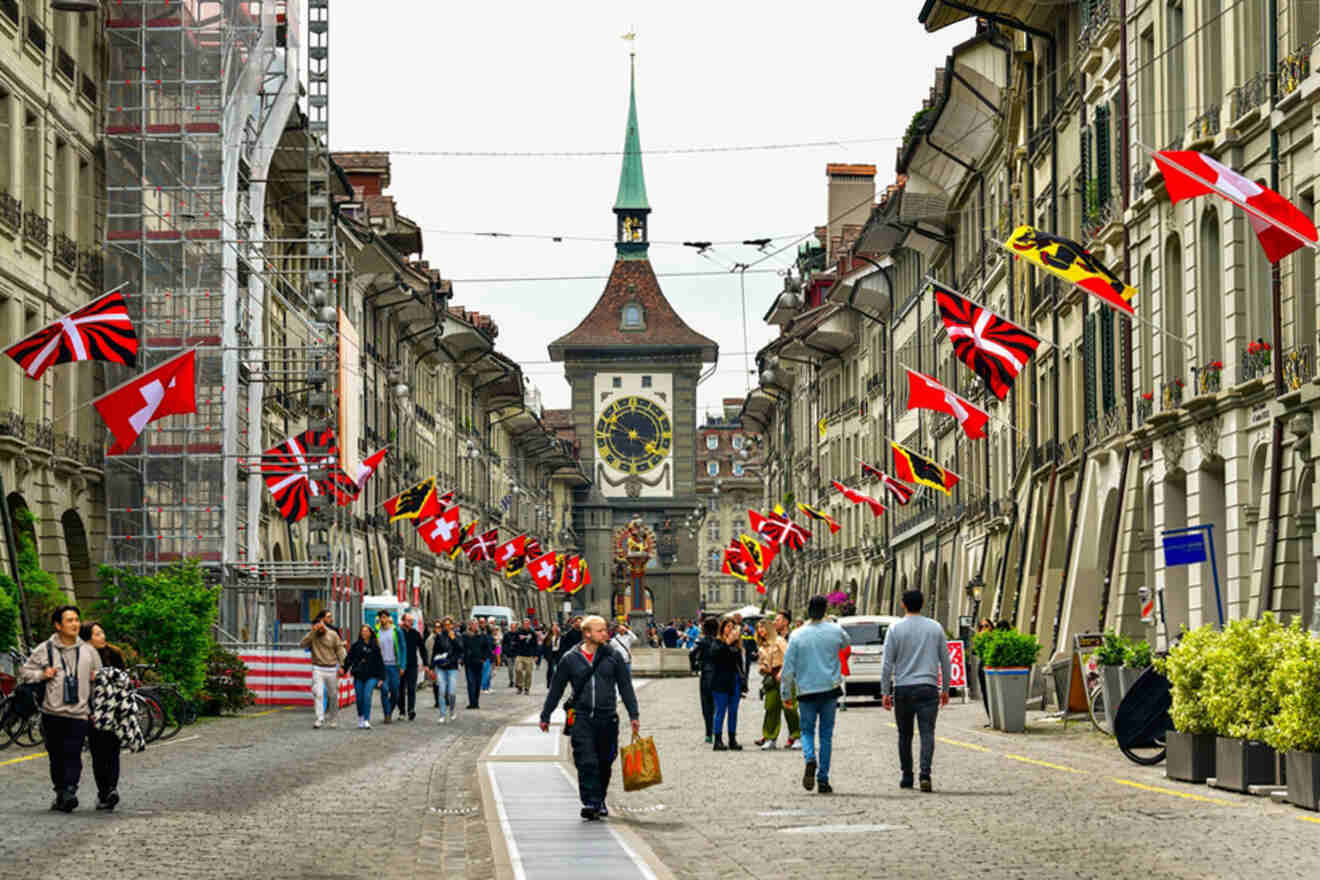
[620,733,662,792]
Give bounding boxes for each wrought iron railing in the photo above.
[865,372,885,397]
[1132,156,1154,201]
[1100,404,1126,439]
[1160,377,1185,410]
[1284,343,1315,391]
[1033,439,1063,469]
[1239,345,1272,383]
[1079,0,1117,55]
[0,410,24,440]
[53,232,77,271]
[1082,198,1116,243]
[1279,46,1311,98]
[1229,71,1269,121]
[1197,359,1224,394]
[1066,432,1084,460]
[23,210,48,249]
[0,191,19,232]
[967,493,990,520]
[1190,105,1221,140]
[1135,396,1153,426]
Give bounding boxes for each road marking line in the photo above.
[938,736,991,752]
[0,751,47,767]
[1297,815,1320,825]
[484,763,527,880]
[156,734,200,748]
[1109,777,1239,806]
[1005,754,1086,774]
[241,706,292,718]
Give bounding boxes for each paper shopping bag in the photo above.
[620,733,662,792]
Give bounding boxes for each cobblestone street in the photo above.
[3,670,1317,880]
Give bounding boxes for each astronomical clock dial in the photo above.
[594,395,672,475]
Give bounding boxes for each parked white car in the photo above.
[837,615,901,698]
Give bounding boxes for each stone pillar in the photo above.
[7,92,20,201]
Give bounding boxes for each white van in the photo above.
[837,615,902,698]
[468,605,515,631]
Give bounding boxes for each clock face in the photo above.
[595,395,673,475]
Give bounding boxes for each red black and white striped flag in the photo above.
[933,283,1040,401]
[261,428,337,523]
[6,290,138,380]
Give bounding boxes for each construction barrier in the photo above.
[239,650,355,708]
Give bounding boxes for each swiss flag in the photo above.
[529,551,559,591]
[1153,150,1319,263]
[94,349,197,455]
[417,504,462,554]
[905,367,988,439]
[356,446,388,487]
[832,480,887,517]
[495,534,526,571]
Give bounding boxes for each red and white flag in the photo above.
[1153,149,1319,263]
[6,289,138,380]
[494,534,526,571]
[832,480,887,517]
[417,504,463,554]
[356,446,388,487]
[529,551,560,591]
[464,528,499,563]
[905,367,988,439]
[561,556,588,594]
[94,349,196,455]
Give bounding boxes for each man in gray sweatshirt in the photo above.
[881,589,951,792]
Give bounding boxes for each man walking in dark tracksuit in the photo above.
[540,615,640,821]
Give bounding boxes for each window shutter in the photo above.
[1084,311,1098,426]
[1095,104,1111,208]
[1080,126,1093,218]
[1100,306,1116,412]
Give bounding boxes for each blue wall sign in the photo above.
[1162,532,1209,567]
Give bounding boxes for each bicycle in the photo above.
[1081,655,1113,736]
[132,664,197,741]
[1114,665,1171,766]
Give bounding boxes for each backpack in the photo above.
[10,642,53,720]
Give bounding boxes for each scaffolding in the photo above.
[101,1,351,647]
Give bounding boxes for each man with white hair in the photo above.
[540,615,641,821]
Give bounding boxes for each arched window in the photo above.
[1163,235,1184,382]
[707,461,719,476]
[1199,209,1223,371]
[706,435,718,450]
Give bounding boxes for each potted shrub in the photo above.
[1266,630,1320,810]
[1094,631,1128,733]
[1205,614,1295,793]
[1158,625,1219,783]
[982,629,1040,733]
[1121,639,1152,694]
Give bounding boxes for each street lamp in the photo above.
[966,575,984,617]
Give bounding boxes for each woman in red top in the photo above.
[838,643,851,712]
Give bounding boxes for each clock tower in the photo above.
[549,53,717,622]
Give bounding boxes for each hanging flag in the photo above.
[356,446,388,487]
[1004,225,1136,315]
[7,289,138,380]
[904,367,989,439]
[891,441,959,496]
[525,536,543,560]
[562,555,587,594]
[494,534,526,571]
[832,480,887,517]
[749,508,811,552]
[383,476,441,523]
[1152,149,1319,264]
[448,521,477,560]
[796,502,841,534]
[260,426,337,523]
[322,466,361,506]
[722,538,763,587]
[741,531,778,573]
[94,349,197,456]
[817,416,828,439]
[932,283,1040,401]
[529,550,560,591]
[464,528,499,563]
[418,504,463,555]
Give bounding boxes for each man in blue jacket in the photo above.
[374,611,408,723]
[780,595,850,794]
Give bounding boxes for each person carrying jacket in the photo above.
[343,624,387,729]
[425,617,463,723]
[460,620,493,709]
[539,615,640,821]
[81,620,142,811]
[689,617,719,743]
[374,611,408,723]
[20,605,103,812]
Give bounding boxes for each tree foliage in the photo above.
[0,508,70,646]
[93,562,218,698]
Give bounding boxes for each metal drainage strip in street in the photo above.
[779,824,909,834]
[430,806,480,816]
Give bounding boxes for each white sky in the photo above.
[329,2,973,415]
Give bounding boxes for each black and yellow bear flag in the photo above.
[383,476,440,522]
[890,441,960,496]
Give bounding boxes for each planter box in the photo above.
[1286,751,1320,811]
[1214,737,1276,792]
[1100,665,1125,732]
[1119,666,1145,695]
[1166,730,1217,783]
[986,667,1031,733]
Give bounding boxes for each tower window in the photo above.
[620,301,645,330]
[707,461,719,476]
[641,375,652,388]
[612,377,622,388]
[706,435,718,450]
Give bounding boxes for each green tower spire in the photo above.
[614,53,650,259]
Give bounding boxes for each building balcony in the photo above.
[53,233,78,273]
[23,211,48,250]
[1284,343,1315,392]
[0,191,20,234]
[1135,395,1153,427]
[1196,359,1225,395]
[1279,46,1311,100]
[1189,105,1221,143]
[1239,343,1272,384]
[1229,72,1269,123]
[1078,0,1118,65]
[1160,377,1186,411]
